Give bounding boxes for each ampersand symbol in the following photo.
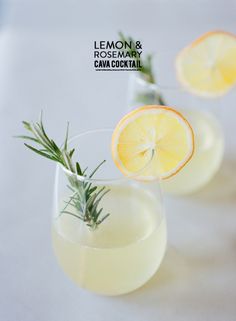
[136,41,142,49]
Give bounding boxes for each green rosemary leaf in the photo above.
[89,159,106,178]
[98,213,110,224]
[50,139,61,155]
[15,135,39,143]
[82,167,88,175]
[92,189,110,211]
[64,151,75,172]
[24,143,58,161]
[32,124,52,150]
[64,122,69,151]
[66,185,75,192]
[22,121,32,131]
[61,211,84,221]
[87,186,97,196]
[39,115,52,145]
[60,192,77,214]
[94,185,106,195]
[69,148,75,158]
[94,207,103,220]
[76,162,82,175]
[84,181,92,192]
[87,186,105,204]
[85,193,97,209]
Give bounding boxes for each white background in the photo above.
[0,1,236,321]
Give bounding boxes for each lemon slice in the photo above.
[176,31,236,97]
[112,105,194,180]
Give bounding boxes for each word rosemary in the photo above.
[17,114,110,230]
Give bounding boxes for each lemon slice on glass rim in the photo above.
[176,31,236,97]
[112,105,194,181]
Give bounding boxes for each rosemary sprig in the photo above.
[17,113,110,230]
[119,31,166,106]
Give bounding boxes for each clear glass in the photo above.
[127,52,224,195]
[52,129,167,296]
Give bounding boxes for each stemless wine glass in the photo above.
[52,129,167,296]
[127,51,224,195]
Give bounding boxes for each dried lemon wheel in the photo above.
[176,31,236,97]
[112,105,194,180]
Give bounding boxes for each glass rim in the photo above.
[132,74,229,102]
[58,128,160,184]
[133,72,205,92]
[132,73,190,92]
[132,74,227,108]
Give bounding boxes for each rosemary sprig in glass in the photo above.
[119,31,166,106]
[17,114,110,230]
